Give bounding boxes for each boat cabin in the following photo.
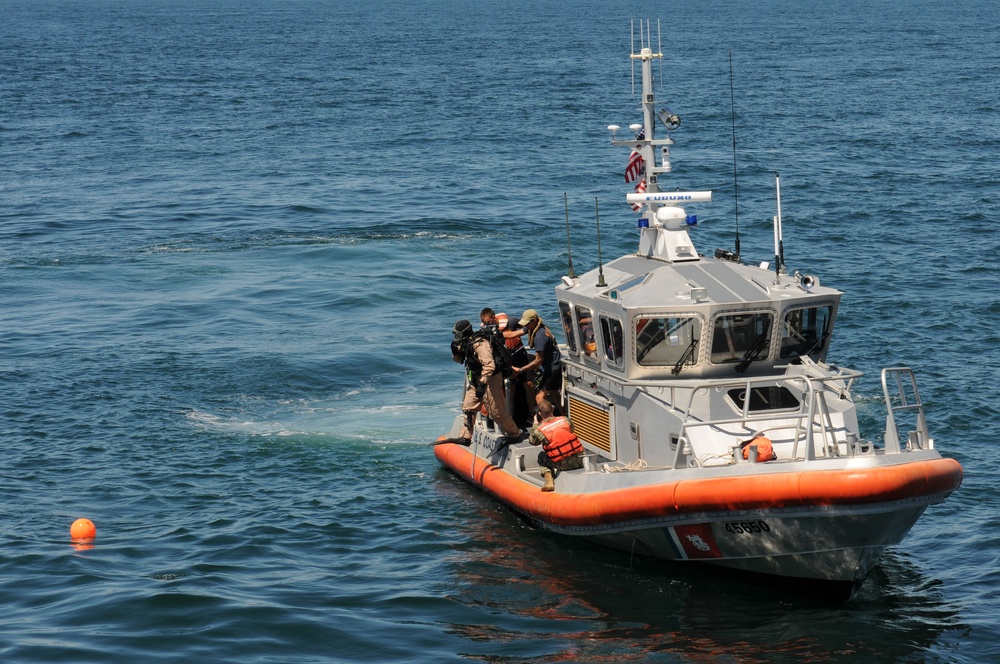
[550,208,846,467]
[556,218,841,382]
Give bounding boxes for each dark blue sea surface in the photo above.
[2,0,998,661]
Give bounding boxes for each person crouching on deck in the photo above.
[451,319,520,442]
[529,400,584,492]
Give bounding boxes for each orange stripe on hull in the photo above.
[434,444,963,528]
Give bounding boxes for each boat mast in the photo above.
[626,20,662,204]
[610,21,712,263]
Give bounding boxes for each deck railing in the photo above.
[670,366,867,468]
[881,367,931,453]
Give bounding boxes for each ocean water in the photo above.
[2,0,998,661]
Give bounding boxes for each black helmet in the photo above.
[452,319,473,342]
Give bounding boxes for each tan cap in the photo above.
[518,309,539,326]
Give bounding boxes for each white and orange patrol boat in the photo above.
[434,24,962,599]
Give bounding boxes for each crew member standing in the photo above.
[529,400,584,492]
[480,307,535,428]
[451,319,520,442]
[511,308,563,408]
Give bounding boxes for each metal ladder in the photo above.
[881,367,931,453]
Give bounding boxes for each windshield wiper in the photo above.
[803,331,829,357]
[672,337,699,375]
[736,333,770,373]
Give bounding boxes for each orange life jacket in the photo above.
[495,312,524,351]
[538,416,583,462]
[741,435,776,462]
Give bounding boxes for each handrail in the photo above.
[672,371,857,468]
[563,354,863,391]
[560,355,874,468]
[881,367,930,453]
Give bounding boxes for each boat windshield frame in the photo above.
[635,314,703,368]
[709,310,775,368]
[779,302,835,360]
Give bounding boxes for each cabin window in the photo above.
[575,305,598,359]
[599,315,625,369]
[727,386,800,412]
[558,301,577,353]
[710,312,774,368]
[780,305,833,359]
[635,316,702,369]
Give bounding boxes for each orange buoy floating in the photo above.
[70,518,96,541]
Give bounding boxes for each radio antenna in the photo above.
[630,20,636,94]
[595,197,607,288]
[657,20,663,88]
[774,173,785,275]
[564,192,576,278]
[729,50,741,261]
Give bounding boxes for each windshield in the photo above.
[710,312,774,369]
[780,305,833,359]
[636,316,701,368]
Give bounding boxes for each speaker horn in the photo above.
[799,274,819,291]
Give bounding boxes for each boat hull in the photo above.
[434,439,962,593]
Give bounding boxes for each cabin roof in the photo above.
[563,254,840,313]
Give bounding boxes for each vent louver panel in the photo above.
[568,396,612,454]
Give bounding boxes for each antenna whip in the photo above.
[729,50,741,260]
[564,192,576,278]
[595,197,607,288]
[775,173,785,273]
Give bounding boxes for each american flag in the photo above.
[624,128,645,182]
[624,148,644,183]
[630,178,646,212]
